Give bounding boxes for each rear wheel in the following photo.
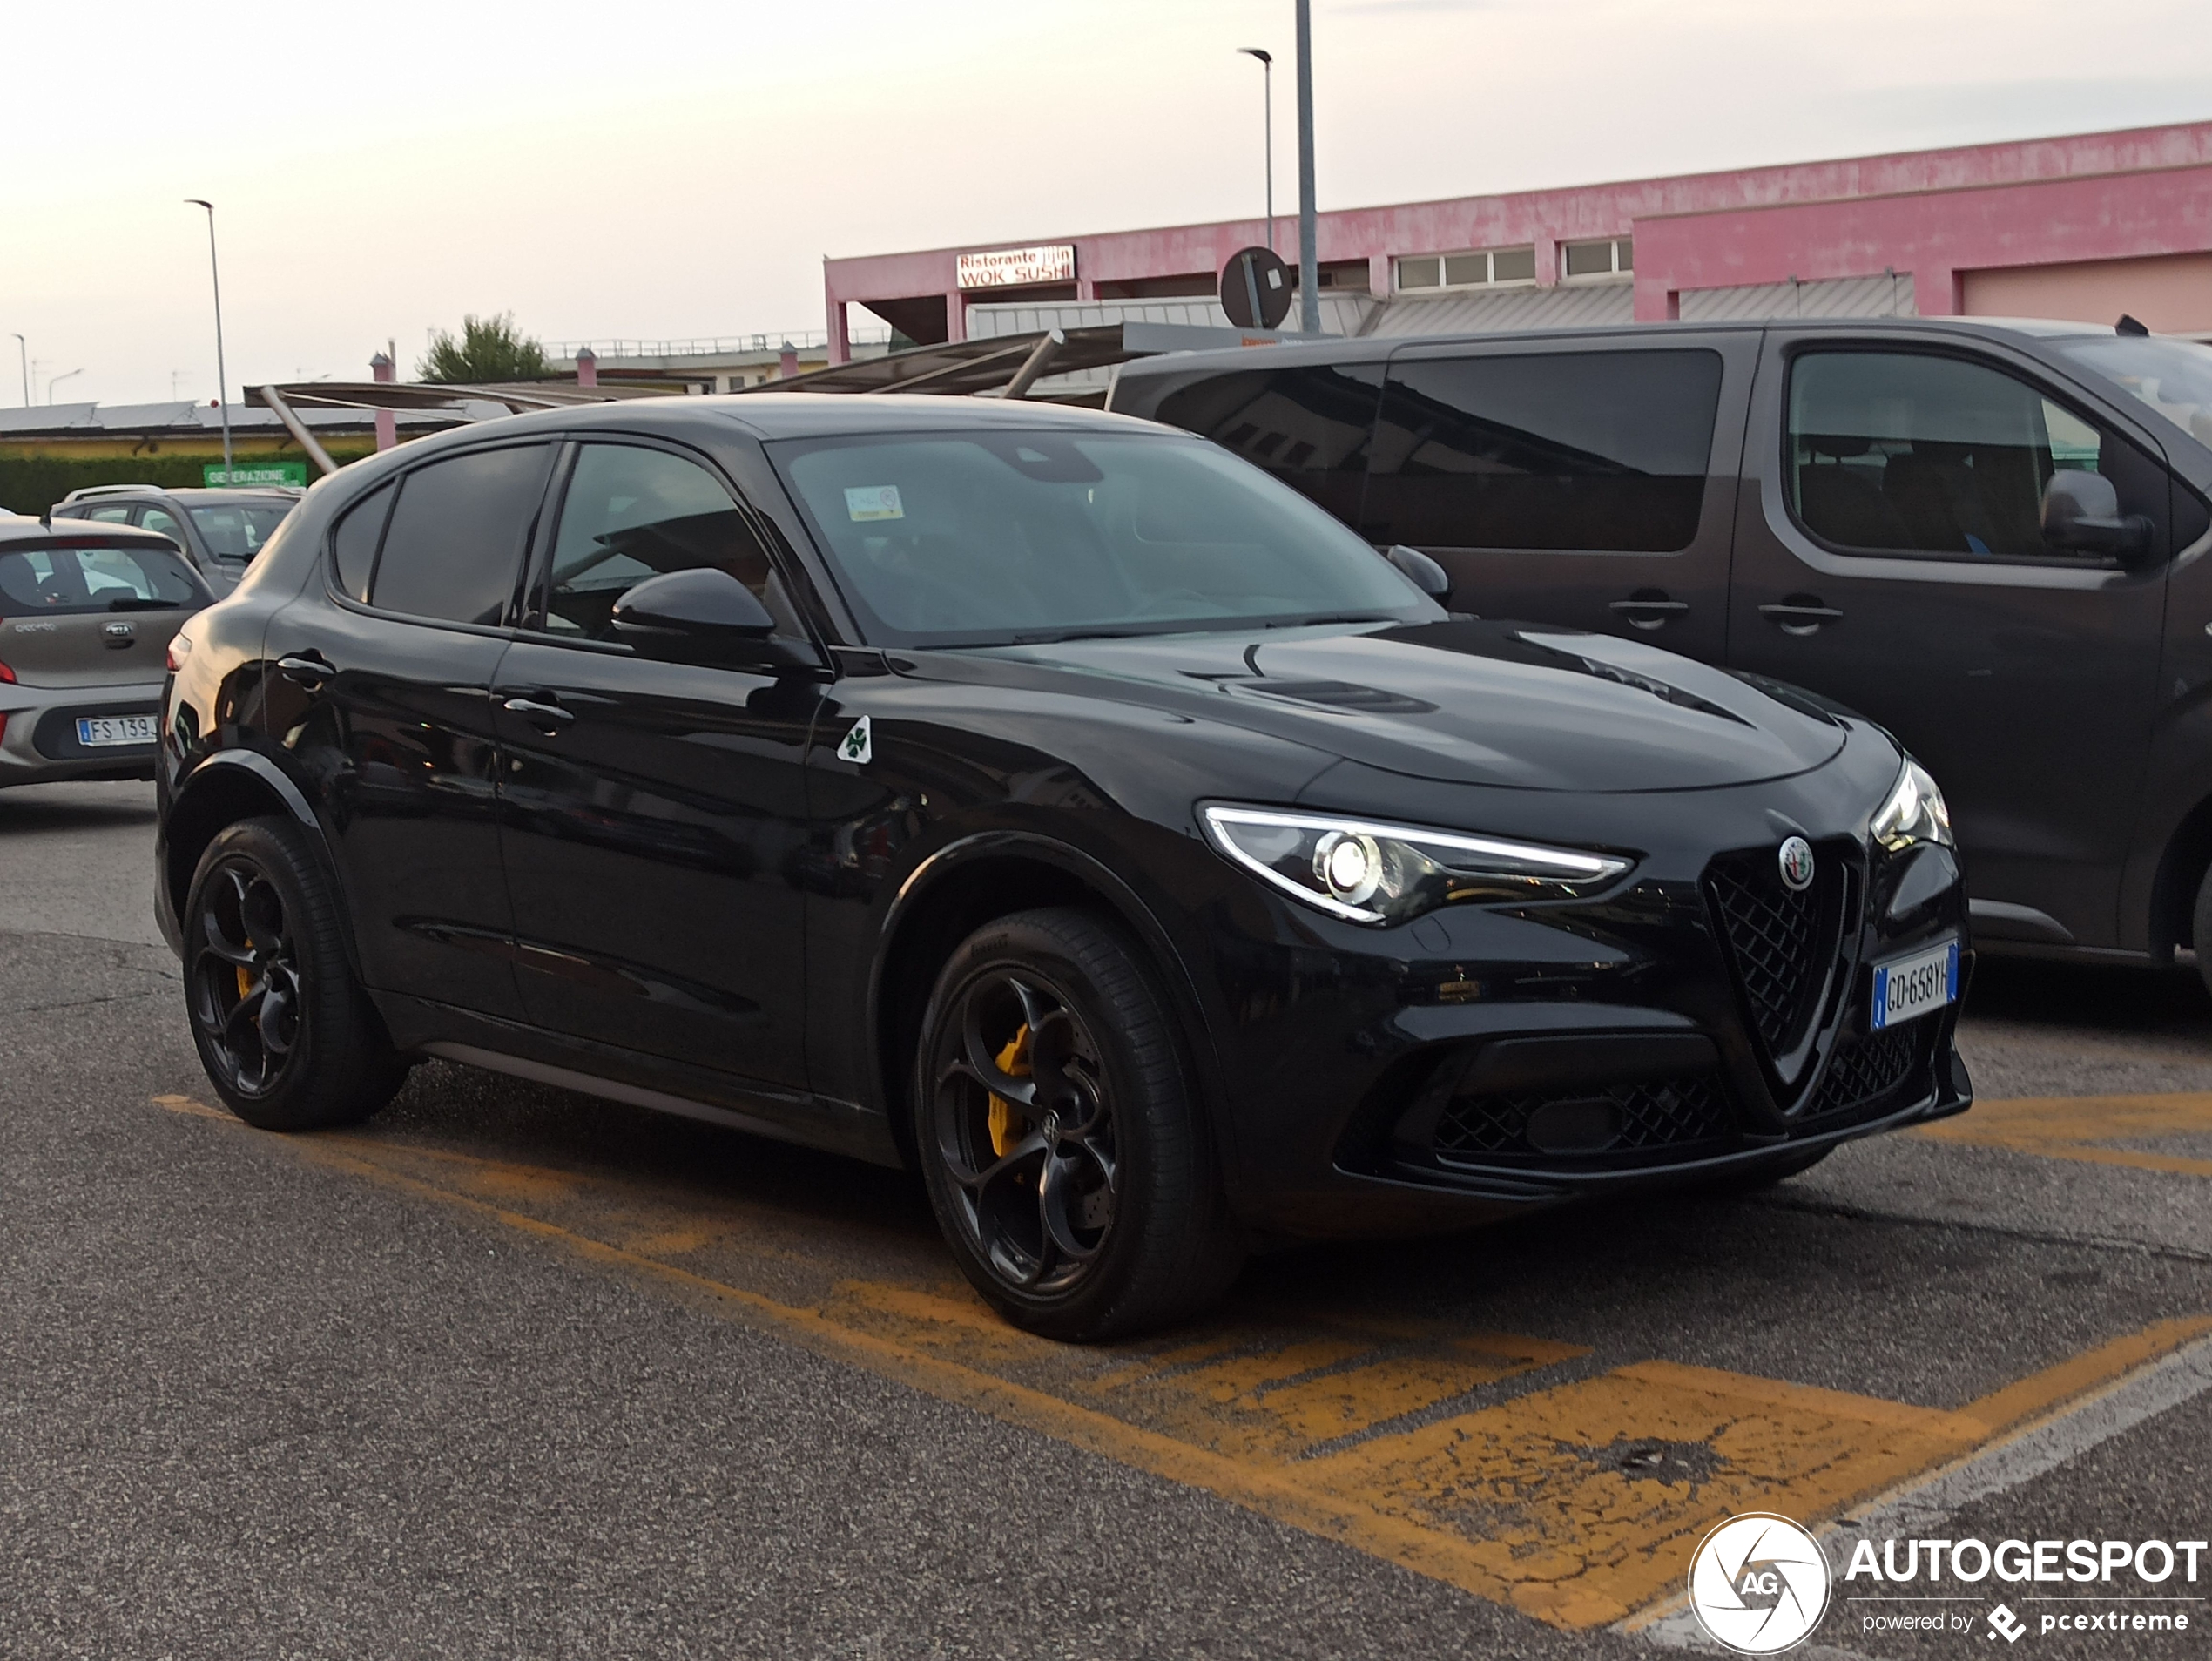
[184,816,409,1130]
[2191,864,2212,1001]
[913,908,1244,1340]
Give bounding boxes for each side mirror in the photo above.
[2042,469,2155,564]
[1385,543,1453,601]
[611,568,823,672]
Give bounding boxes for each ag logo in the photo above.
[1687,1512,1831,1654]
[837,716,873,765]
[1777,835,1816,893]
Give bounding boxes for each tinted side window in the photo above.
[329,482,394,603]
[534,443,800,640]
[0,543,206,618]
[1154,364,1385,525]
[370,446,550,625]
[1363,350,1722,553]
[139,506,185,544]
[1788,351,2168,561]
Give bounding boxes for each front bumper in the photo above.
[1177,760,1972,1238]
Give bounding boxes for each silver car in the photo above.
[0,517,211,787]
[51,484,301,598]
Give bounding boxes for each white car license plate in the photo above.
[1871,938,1959,1030]
[77,714,159,748]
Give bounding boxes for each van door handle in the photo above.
[1758,597,1844,636]
[275,652,333,686]
[1608,592,1689,631]
[502,695,574,733]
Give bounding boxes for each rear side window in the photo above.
[1363,349,1723,552]
[1153,363,1386,525]
[0,542,207,617]
[369,446,550,625]
[532,442,800,640]
[1788,350,2168,561]
[189,502,294,561]
[330,483,394,602]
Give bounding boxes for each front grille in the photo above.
[1802,1023,1930,1124]
[1433,1073,1731,1166]
[1707,854,1824,1055]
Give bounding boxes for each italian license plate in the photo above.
[76,714,159,748]
[1871,937,1959,1030]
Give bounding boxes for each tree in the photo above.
[417,313,550,383]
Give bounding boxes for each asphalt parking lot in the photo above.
[5,780,2211,1659]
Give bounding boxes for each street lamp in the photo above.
[1236,48,1274,258]
[185,199,233,480]
[48,368,84,404]
[10,334,24,407]
[1295,0,1318,334]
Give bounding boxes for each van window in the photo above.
[370,447,550,625]
[1153,363,1386,526]
[1788,351,2167,560]
[1364,349,1722,552]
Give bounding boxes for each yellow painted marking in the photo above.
[143,1092,2210,1630]
[1917,1091,2212,1178]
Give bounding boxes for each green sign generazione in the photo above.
[204,462,308,488]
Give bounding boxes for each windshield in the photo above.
[770,429,1437,647]
[2049,335,2212,452]
[0,542,208,618]
[188,501,295,561]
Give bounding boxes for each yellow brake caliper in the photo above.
[236,966,253,999]
[988,1024,1031,1157]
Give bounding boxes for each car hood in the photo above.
[906,619,1848,793]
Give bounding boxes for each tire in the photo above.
[2193,863,2212,1001]
[182,816,409,1131]
[913,908,1244,1340]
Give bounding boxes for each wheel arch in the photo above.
[165,753,361,975]
[867,832,1233,1177]
[2148,787,2212,955]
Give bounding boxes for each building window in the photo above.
[1561,238,1633,280]
[1395,246,1537,294]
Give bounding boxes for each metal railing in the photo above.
[542,327,892,360]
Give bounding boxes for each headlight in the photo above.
[1199,804,1633,925]
[1870,758,1952,852]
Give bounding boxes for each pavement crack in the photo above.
[1755,1192,2212,1266]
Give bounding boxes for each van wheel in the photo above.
[914,908,1244,1341]
[183,816,409,1130]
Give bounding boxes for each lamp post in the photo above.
[1295,0,1318,334]
[1237,47,1274,258]
[185,199,233,480]
[48,368,84,404]
[10,334,24,407]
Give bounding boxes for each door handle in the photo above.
[1757,597,1844,636]
[1608,592,1689,631]
[275,653,333,686]
[502,695,574,733]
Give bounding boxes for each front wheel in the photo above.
[913,908,1244,1340]
[184,816,410,1131]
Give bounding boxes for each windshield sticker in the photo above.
[844,485,904,523]
[837,716,873,765]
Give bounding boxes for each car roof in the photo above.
[1111,314,2121,381]
[64,487,300,505]
[0,518,185,549]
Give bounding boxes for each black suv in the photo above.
[54,485,301,596]
[1113,320,2212,988]
[157,395,1968,1337]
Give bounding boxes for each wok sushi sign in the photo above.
[955,244,1076,289]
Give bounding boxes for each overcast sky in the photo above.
[5,0,2209,406]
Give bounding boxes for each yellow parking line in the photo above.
[1916,1091,2212,1177]
[145,1093,2212,1630]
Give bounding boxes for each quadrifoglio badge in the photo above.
[1686,1513,2209,1651]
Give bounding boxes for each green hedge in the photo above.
[0,449,377,516]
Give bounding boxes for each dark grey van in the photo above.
[1113,320,2212,983]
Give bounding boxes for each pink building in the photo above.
[821,120,2212,362]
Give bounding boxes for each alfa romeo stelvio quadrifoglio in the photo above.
[156,395,1971,1337]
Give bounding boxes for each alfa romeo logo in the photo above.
[1688,1513,1831,1653]
[1777,835,1816,893]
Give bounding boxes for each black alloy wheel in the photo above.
[183,817,409,1131]
[915,908,1244,1340]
